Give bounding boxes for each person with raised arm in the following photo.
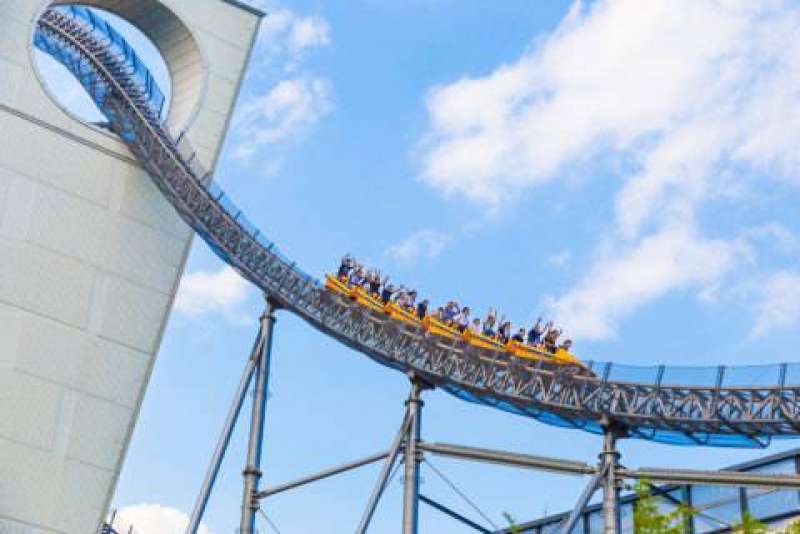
[406,290,418,312]
[544,327,562,354]
[368,270,382,296]
[512,327,526,343]
[482,308,497,337]
[498,321,512,344]
[348,265,365,287]
[337,254,354,281]
[469,318,482,334]
[380,278,394,303]
[527,317,544,346]
[455,306,471,332]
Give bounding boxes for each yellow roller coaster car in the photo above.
[325,274,589,374]
[463,328,506,351]
[385,301,422,326]
[325,274,351,297]
[421,316,462,341]
[508,340,584,368]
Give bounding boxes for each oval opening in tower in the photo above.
[32,4,172,129]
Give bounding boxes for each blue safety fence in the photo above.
[593,361,792,389]
[206,181,317,283]
[34,5,800,449]
[34,21,111,106]
[55,5,166,120]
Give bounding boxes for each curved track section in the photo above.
[33,6,800,448]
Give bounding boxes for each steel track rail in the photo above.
[31,7,800,447]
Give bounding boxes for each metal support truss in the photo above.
[600,423,625,534]
[355,374,432,534]
[418,442,595,475]
[558,465,608,534]
[38,4,800,450]
[356,414,411,534]
[35,9,800,534]
[240,300,277,534]
[403,376,430,534]
[256,451,389,499]
[185,301,277,534]
[419,494,493,533]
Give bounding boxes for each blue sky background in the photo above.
[38,1,800,532]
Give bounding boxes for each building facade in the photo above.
[0,1,262,531]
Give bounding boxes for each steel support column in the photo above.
[601,423,624,534]
[558,465,608,534]
[356,414,411,534]
[186,310,269,534]
[403,376,428,534]
[240,299,278,534]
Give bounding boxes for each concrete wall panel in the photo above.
[0,438,62,529]
[0,1,262,532]
[0,113,114,207]
[0,237,95,328]
[0,372,61,450]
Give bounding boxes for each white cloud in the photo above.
[419,0,800,339]
[114,504,211,534]
[546,249,571,268]
[249,2,331,66]
[743,223,800,254]
[231,3,333,162]
[545,226,741,340]
[174,266,249,318]
[420,0,800,210]
[233,77,333,160]
[751,272,800,337]
[388,230,452,265]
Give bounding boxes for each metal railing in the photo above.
[32,6,800,448]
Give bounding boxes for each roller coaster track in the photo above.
[31,6,800,448]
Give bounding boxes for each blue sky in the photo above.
[40,1,800,532]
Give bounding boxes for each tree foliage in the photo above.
[633,479,693,534]
[732,511,767,534]
[503,512,522,534]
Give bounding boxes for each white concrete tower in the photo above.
[0,1,262,531]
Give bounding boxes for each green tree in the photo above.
[780,519,800,534]
[633,479,694,534]
[503,512,522,534]
[731,511,767,534]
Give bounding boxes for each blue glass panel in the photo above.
[691,485,743,533]
[660,366,720,387]
[606,363,659,384]
[723,365,782,388]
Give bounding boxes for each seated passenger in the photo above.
[380,282,395,304]
[482,314,496,338]
[395,289,410,308]
[406,291,418,312]
[559,338,573,352]
[348,266,365,287]
[443,301,459,324]
[543,328,561,354]
[434,307,446,321]
[454,306,470,332]
[416,299,429,320]
[368,271,382,296]
[512,327,526,343]
[498,321,512,344]
[469,318,481,334]
[527,317,543,345]
[337,255,354,281]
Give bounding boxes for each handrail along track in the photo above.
[31,5,800,448]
